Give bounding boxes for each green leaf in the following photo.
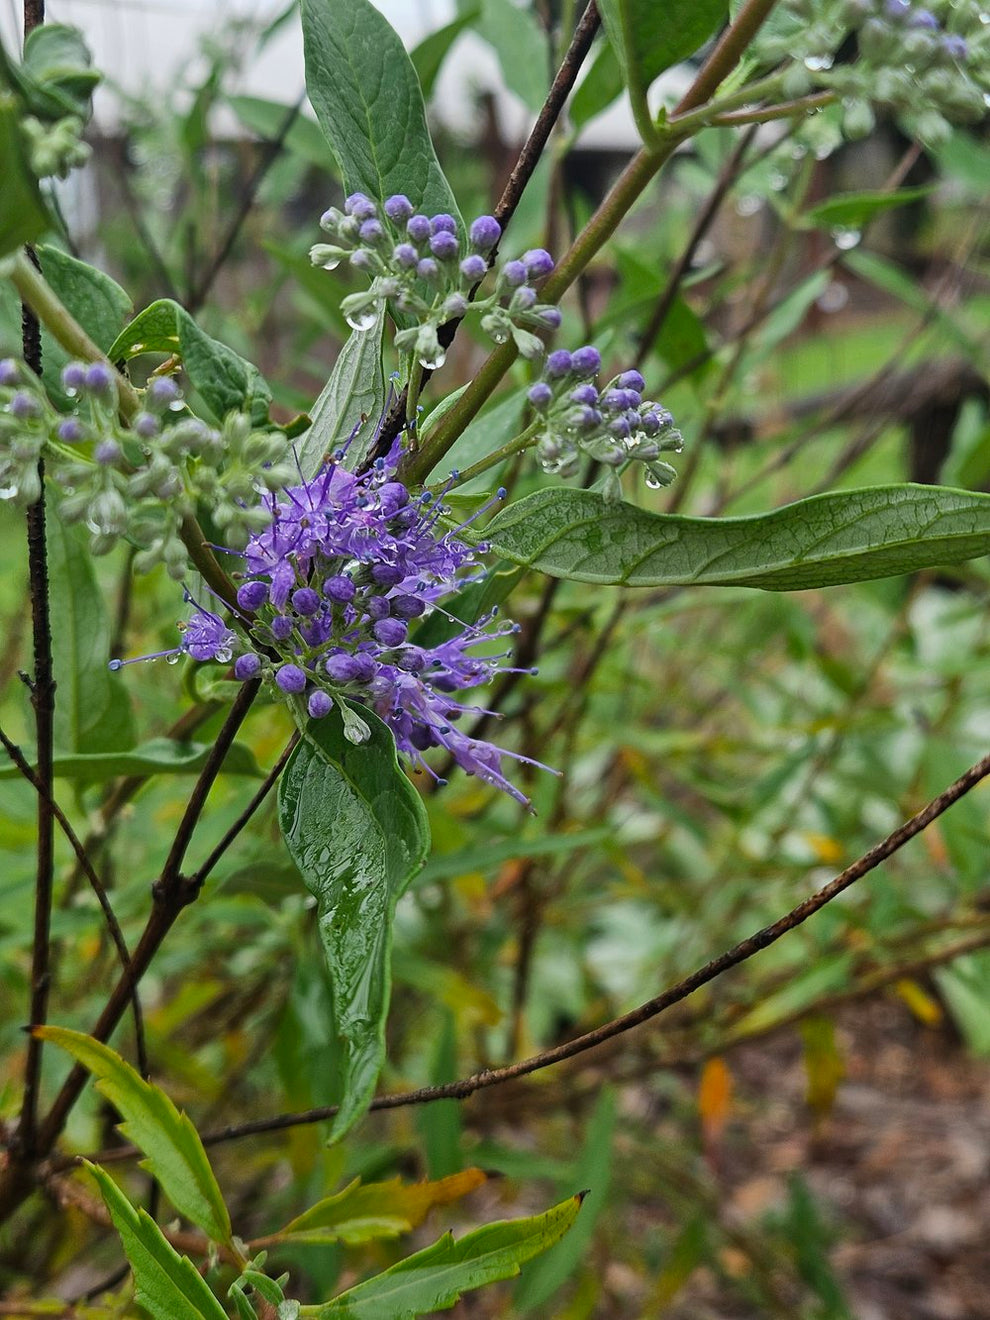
[0,736,264,783]
[297,306,386,479]
[480,485,990,590]
[37,244,131,406]
[414,827,612,886]
[840,249,979,357]
[804,186,932,230]
[317,1194,585,1317]
[227,94,338,172]
[46,511,135,755]
[277,703,430,1140]
[37,1028,232,1245]
[85,1164,229,1320]
[106,299,272,427]
[21,24,99,121]
[479,0,548,113]
[302,0,461,225]
[570,40,625,128]
[275,1169,486,1245]
[598,0,727,118]
[411,11,478,101]
[0,94,51,259]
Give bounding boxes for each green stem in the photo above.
[9,252,141,419]
[180,513,239,611]
[443,420,541,490]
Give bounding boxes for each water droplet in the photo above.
[645,472,664,489]
[419,349,447,370]
[488,326,509,344]
[817,280,849,314]
[108,658,123,671]
[168,399,184,412]
[214,646,232,664]
[804,53,833,72]
[130,342,145,353]
[736,195,761,218]
[831,227,862,250]
[0,483,17,500]
[345,308,378,332]
[165,652,181,665]
[320,256,341,271]
[770,170,788,192]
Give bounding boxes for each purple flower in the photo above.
[617,370,645,392]
[85,363,114,394]
[909,9,938,29]
[373,617,408,647]
[237,580,269,611]
[359,218,385,244]
[276,663,307,694]
[235,652,262,679]
[570,346,602,377]
[570,384,599,406]
[9,392,40,420]
[501,260,527,287]
[292,587,321,616]
[95,439,122,465]
[345,192,378,220]
[383,194,413,222]
[469,215,501,250]
[147,376,182,409]
[394,242,418,268]
[431,213,457,234]
[407,214,432,243]
[460,254,487,282]
[417,258,439,281]
[133,412,159,439]
[942,33,967,59]
[545,349,573,378]
[538,308,562,329]
[0,359,20,387]
[324,574,355,603]
[183,609,236,662]
[528,382,553,409]
[429,231,459,261]
[61,363,87,392]
[57,417,85,443]
[522,248,554,280]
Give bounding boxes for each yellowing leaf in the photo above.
[698,1056,732,1143]
[275,1168,487,1245]
[802,832,844,865]
[800,1016,844,1120]
[894,977,943,1026]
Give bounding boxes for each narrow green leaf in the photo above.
[302,0,461,224]
[598,0,727,97]
[0,736,264,782]
[297,306,386,479]
[318,1194,585,1317]
[804,186,932,230]
[275,1169,486,1245]
[277,704,430,1140]
[0,94,51,259]
[481,485,990,590]
[106,299,272,426]
[570,40,624,128]
[85,1164,229,1320]
[414,827,612,886]
[515,1090,616,1310]
[46,511,135,755]
[411,11,478,101]
[37,1029,232,1246]
[227,94,338,172]
[479,0,548,113]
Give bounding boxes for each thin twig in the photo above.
[78,747,990,1161]
[0,729,146,1079]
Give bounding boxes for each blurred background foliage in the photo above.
[2,3,989,1315]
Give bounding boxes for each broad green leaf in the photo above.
[0,95,51,258]
[37,244,131,407]
[227,94,338,172]
[480,485,990,590]
[318,1193,585,1317]
[46,511,135,755]
[598,0,727,125]
[570,40,624,128]
[106,299,272,427]
[276,1169,486,1244]
[85,1164,229,1320]
[515,1090,615,1310]
[37,1028,232,1245]
[479,0,548,112]
[302,0,461,225]
[297,306,386,479]
[0,736,264,782]
[277,703,430,1140]
[21,24,99,121]
[804,186,932,230]
[411,11,478,101]
[414,827,612,885]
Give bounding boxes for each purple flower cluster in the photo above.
[526,348,683,496]
[311,193,559,367]
[171,443,547,807]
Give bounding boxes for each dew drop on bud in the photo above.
[831,227,862,250]
[346,308,378,332]
[108,658,123,671]
[165,652,181,665]
[419,348,447,369]
[804,53,833,71]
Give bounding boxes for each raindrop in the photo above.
[165,652,181,665]
[488,325,509,344]
[804,53,834,72]
[130,342,145,353]
[108,659,123,671]
[770,169,788,192]
[214,646,232,664]
[319,256,341,271]
[0,483,17,500]
[168,399,184,412]
[736,195,761,217]
[817,281,849,314]
[831,227,862,250]
[419,348,447,370]
[644,472,665,489]
[346,308,378,332]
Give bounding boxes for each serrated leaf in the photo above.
[46,510,135,755]
[481,485,990,590]
[37,1029,231,1245]
[276,1169,486,1245]
[106,299,272,427]
[0,736,264,783]
[805,186,932,230]
[317,1194,584,1317]
[277,703,430,1140]
[302,0,461,226]
[85,1164,229,1320]
[297,306,386,479]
